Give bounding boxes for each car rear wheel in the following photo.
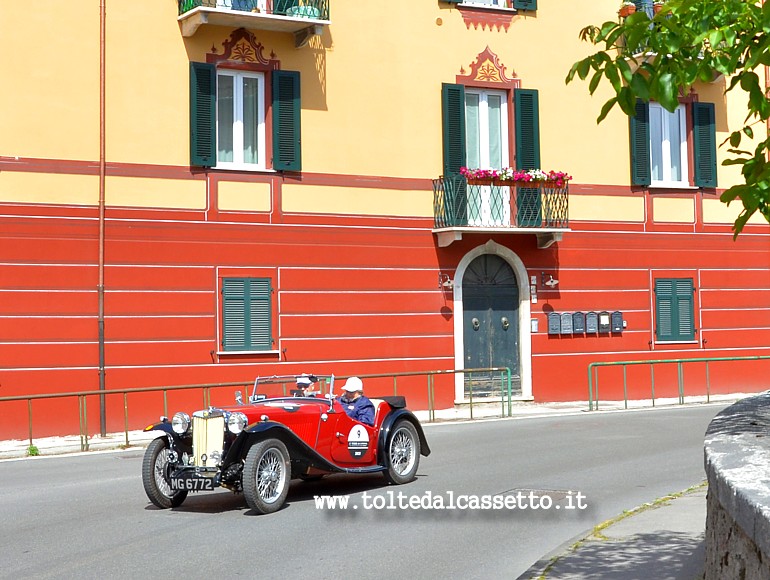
[384,420,420,484]
[243,439,291,514]
[142,437,188,508]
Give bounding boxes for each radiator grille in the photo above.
[192,412,225,468]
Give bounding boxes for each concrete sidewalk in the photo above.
[519,485,707,580]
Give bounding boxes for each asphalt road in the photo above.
[0,404,724,579]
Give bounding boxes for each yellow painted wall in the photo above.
[0,0,761,220]
[0,2,100,160]
[105,176,206,209]
[652,197,695,223]
[703,198,769,225]
[569,195,645,223]
[0,172,98,206]
[218,181,271,212]
[283,184,432,217]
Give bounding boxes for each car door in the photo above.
[324,400,376,465]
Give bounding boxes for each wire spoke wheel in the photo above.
[243,439,291,514]
[384,421,420,485]
[256,449,286,503]
[142,438,188,509]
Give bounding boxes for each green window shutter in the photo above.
[272,70,301,172]
[693,102,717,188]
[514,89,541,226]
[655,278,695,342]
[514,88,540,170]
[442,83,466,176]
[514,0,537,10]
[629,100,651,186]
[190,62,216,167]
[222,278,272,351]
[444,0,463,3]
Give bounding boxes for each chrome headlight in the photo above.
[227,412,248,434]
[171,412,191,434]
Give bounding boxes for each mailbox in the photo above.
[585,312,598,334]
[572,312,585,334]
[547,312,561,335]
[598,311,611,333]
[560,312,573,334]
[611,311,624,333]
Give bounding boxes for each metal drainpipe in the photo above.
[98,0,107,436]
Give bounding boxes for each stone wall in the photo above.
[704,393,770,579]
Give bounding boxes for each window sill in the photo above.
[217,349,280,356]
[654,341,698,345]
[649,183,699,191]
[458,3,518,13]
[213,165,277,173]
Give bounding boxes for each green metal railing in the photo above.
[587,355,770,411]
[178,0,330,20]
[432,174,569,229]
[0,367,512,452]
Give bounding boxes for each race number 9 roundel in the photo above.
[347,424,370,459]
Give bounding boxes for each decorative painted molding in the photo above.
[207,28,279,70]
[458,5,516,32]
[457,46,520,88]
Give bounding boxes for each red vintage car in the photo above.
[141,375,430,514]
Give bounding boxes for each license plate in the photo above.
[170,476,214,492]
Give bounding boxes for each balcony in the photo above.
[178,0,330,47]
[432,174,569,248]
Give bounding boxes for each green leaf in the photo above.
[630,73,650,101]
[657,73,677,111]
[606,64,622,92]
[597,97,618,123]
[589,69,604,95]
[577,58,592,80]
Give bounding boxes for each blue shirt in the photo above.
[338,394,375,426]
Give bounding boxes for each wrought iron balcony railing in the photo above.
[179,0,329,20]
[432,173,569,230]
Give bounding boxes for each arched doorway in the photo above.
[462,254,520,396]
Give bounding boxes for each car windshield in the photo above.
[248,374,334,404]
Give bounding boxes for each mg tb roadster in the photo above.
[141,375,430,514]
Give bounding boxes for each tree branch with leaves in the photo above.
[567,0,770,236]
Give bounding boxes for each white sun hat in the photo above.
[342,376,363,392]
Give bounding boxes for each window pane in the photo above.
[465,93,480,169]
[650,105,663,181]
[242,76,260,165]
[217,74,234,163]
[487,94,503,169]
[668,108,682,181]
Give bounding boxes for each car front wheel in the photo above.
[243,439,291,514]
[384,420,420,485]
[142,437,188,508]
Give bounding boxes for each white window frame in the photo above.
[216,69,266,170]
[649,102,688,187]
[461,0,508,7]
[465,88,510,226]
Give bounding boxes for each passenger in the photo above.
[337,376,375,426]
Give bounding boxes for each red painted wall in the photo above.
[1,182,770,439]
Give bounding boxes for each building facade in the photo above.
[1,0,769,437]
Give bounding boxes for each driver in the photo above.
[337,376,375,426]
[295,374,318,397]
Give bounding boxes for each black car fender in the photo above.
[143,421,193,455]
[377,409,431,466]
